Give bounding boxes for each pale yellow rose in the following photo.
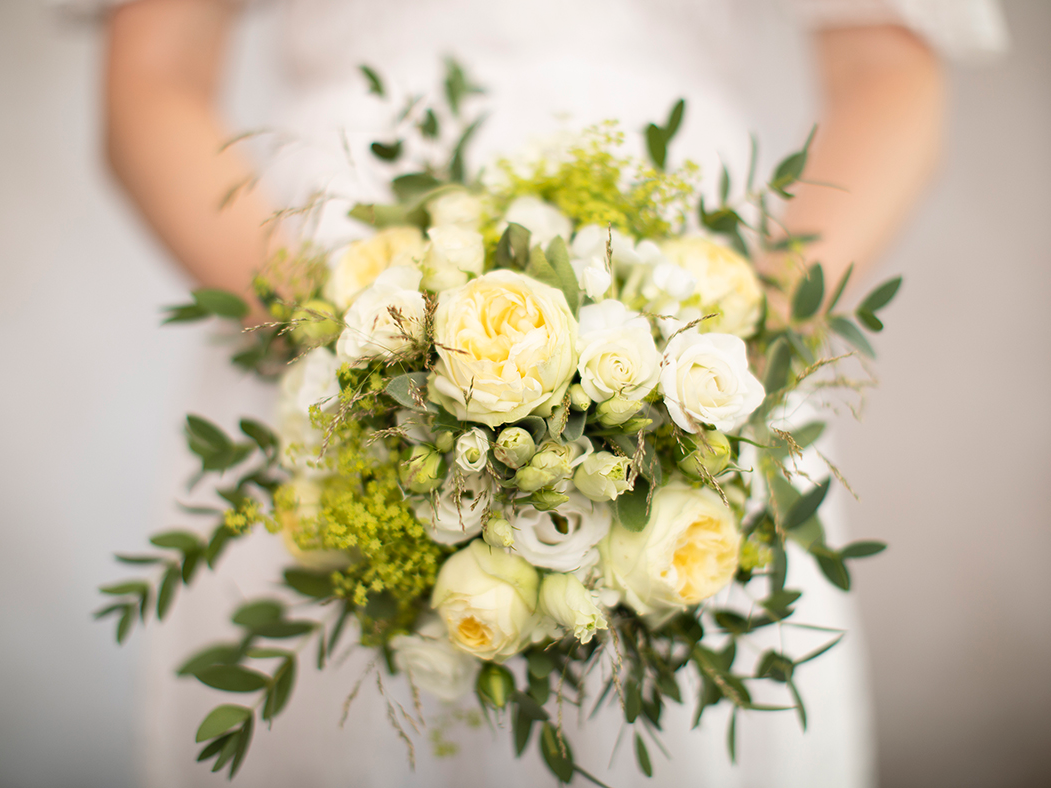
[657,237,763,338]
[429,270,579,428]
[431,539,539,661]
[324,227,426,310]
[600,480,740,619]
[276,477,353,572]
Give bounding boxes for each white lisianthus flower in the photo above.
[539,573,608,645]
[391,616,479,702]
[276,347,341,468]
[660,331,764,433]
[414,472,490,545]
[573,451,632,502]
[455,428,490,473]
[427,189,484,231]
[324,227,426,310]
[502,196,572,247]
[657,237,763,338]
[276,476,353,572]
[576,300,660,403]
[600,480,741,618]
[421,226,485,292]
[512,493,612,573]
[432,539,539,661]
[336,266,425,364]
[429,270,579,427]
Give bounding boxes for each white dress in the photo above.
[80,0,1006,785]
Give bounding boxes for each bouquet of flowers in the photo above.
[98,61,899,784]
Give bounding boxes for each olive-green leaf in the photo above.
[157,563,180,620]
[192,289,248,320]
[855,307,884,332]
[859,275,902,313]
[162,303,208,324]
[284,568,334,599]
[840,540,887,559]
[540,723,574,784]
[370,140,402,161]
[232,600,284,629]
[347,202,412,229]
[186,415,232,455]
[385,371,433,412]
[149,530,202,553]
[391,172,443,203]
[783,478,830,531]
[495,222,531,269]
[100,581,149,596]
[251,620,315,639]
[665,98,685,141]
[239,419,276,454]
[545,236,582,314]
[635,733,653,778]
[828,316,875,358]
[611,476,651,532]
[196,704,252,743]
[195,665,270,693]
[825,262,854,314]
[359,64,384,97]
[814,552,851,591]
[792,263,824,321]
[177,643,243,677]
[764,337,792,393]
[419,108,439,139]
[645,124,667,170]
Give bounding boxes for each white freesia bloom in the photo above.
[577,300,660,403]
[657,237,763,338]
[427,189,484,231]
[277,476,353,572]
[336,266,425,364]
[600,481,741,618]
[276,347,341,468]
[660,331,764,433]
[429,270,579,427]
[421,226,485,292]
[324,227,426,310]
[414,472,490,545]
[512,492,611,572]
[503,196,572,247]
[432,539,539,661]
[539,573,608,645]
[573,451,632,502]
[391,616,478,702]
[455,428,490,473]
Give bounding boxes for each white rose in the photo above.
[275,347,341,469]
[414,472,490,545]
[427,189,484,231]
[657,237,763,338]
[660,331,764,433]
[421,226,485,292]
[539,573,608,645]
[391,616,479,702]
[455,428,490,473]
[324,226,426,310]
[573,451,632,502]
[570,224,643,273]
[600,480,741,618]
[570,256,612,300]
[512,492,611,573]
[577,300,660,403]
[276,477,353,572]
[336,266,426,364]
[429,270,579,427]
[502,196,572,247]
[431,539,539,661]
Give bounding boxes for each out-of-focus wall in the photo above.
[0,1,1046,787]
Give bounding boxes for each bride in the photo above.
[97,1,1004,786]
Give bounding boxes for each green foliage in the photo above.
[769,125,816,198]
[610,476,651,532]
[634,733,653,778]
[370,140,403,161]
[359,64,384,97]
[645,98,685,170]
[792,263,825,321]
[443,57,484,117]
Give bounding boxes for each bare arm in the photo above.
[769,24,945,303]
[105,0,274,307]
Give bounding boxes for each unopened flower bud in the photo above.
[399,445,447,493]
[476,662,515,709]
[514,441,572,492]
[596,395,644,427]
[539,573,608,645]
[676,430,732,480]
[573,452,632,502]
[493,427,536,469]
[620,415,653,434]
[568,384,592,412]
[434,431,455,454]
[291,299,342,344]
[483,516,515,549]
[529,488,570,511]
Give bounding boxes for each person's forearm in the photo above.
[774,25,945,300]
[105,0,274,305]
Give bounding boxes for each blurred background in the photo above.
[0,0,1047,786]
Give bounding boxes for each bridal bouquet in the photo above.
[98,61,898,784]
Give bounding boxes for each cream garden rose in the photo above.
[600,480,741,618]
[657,236,763,338]
[421,226,485,292]
[427,189,484,231]
[577,300,660,403]
[429,270,579,427]
[324,227,426,310]
[336,266,426,364]
[390,616,478,702]
[431,539,539,661]
[659,330,764,433]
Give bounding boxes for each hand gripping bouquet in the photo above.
[98,62,900,783]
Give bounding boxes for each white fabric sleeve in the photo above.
[786,0,1010,60]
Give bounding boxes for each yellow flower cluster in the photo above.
[491,123,700,240]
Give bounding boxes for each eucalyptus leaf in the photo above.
[419,108,439,139]
[791,263,824,321]
[783,478,830,531]
[449,116,485,183]
[370,140,402,161]
[562,410,586,442]
[157,563,180,620]
[99,581,149,597]
[359,64,384,97]
[116,606,134,644]
[385,372,433,412]
[228,716,253,777]
[196,705,252,743]
[515,416,548,446]
[814,551,851,591]
[186,415,232,456]
[855,308,884,333]
[665,98,685,141]
[859,276,902,313]
[192,289,249,320]
[347,203,413,229]
[239,419,276,454]
[825,262,854,314]
[232,600,284,629]
[540,723,574,783]
[391,172,443,203]
[284,568,335,599]
[513,706,534,756]
[495,223,531,269]
[162,303,208,324]
[150,530,202,553]
[840,540,887,559]
[611,476,651,532]
[512,690,550,722]
[635,733,653,778]
[177,643,244,677]
[764,337,792,393]
[195,665,270,693]
[251,621,315,639]
[645,124,667,170]
[545,236,582,314]
[828,316,875,358]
